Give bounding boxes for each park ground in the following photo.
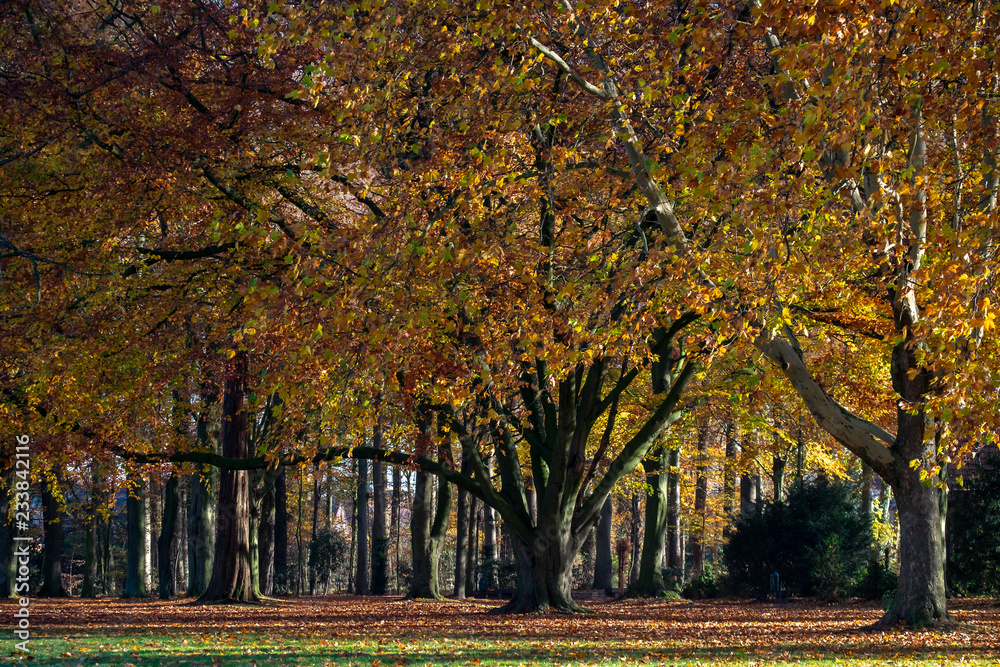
[2,596,998,666]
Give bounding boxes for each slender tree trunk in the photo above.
[0,464,16,597]
[692,421,709,577]
[629,493,641,585]
[454,454,469,599]
[372,455,388,595]
[772,454,786,503]
[157,473,180,599]
[123,470,148,598]
[390,465,401,594]
[465,495,478,597]
[861,463,873,526]
[722,421,737,539]
[593,497,613,589]
[274,467,288,593]
[580,525,596,588]
[666,443,682,585]
[355,459,370,595]
[176,480,188,594]
[201,350,259,603]
[187,411,217,597]
[258,472,276,596]
[635,448,668,596]
[147,477,158,596]
[102,508,113,595]
[310,474,321,595]
[740,474,756,519]
[82,466,100,598]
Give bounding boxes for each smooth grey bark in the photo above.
[666,443,682,583]
[465,494,478,597]
[201,350,259,603]
[123,471,148,598]
[593,496,613,589]
[258,470,276,596]
[481,457,498,590]
[409,411,453,599]
[274,467,288,592]
[355,459,370,595]
[634,447,668,596]
[157,473,180,599]
[629,493,641,585]
[310,474,322,595]
[187,407,217,597]
[453,453,470,598]
[692,420,709,576]
[390,465,401,593]
[739,474,756,519]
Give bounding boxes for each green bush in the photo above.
[683,563,719,599]
[722,478,875,599]
[309,528,349,592]
[948,458,1000,596]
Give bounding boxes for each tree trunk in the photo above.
[123,471,148,599]
[692,421,709,577]
[157,473,180,599]
[722,421,737,539]
[355,459,370,595]
[593,496,613,589]
[390,464,402,594]
[861,463,873,526]
[634,448,668,596]
[0,464,15,597]
[372,457,388,595]
[147,477,157,595]
[258,471,276,596]
[39,470,67,597]
[175,481,188,594]
[666,443,682,585]
[629,493,641,585]
[274,467,288,593]
[201,350,259,603]
[740,474,756,519]
[453,454,469,598]
[504,528,582,613]
[465,494,478,597]
[310,473,322,595]
[187,410,217,597]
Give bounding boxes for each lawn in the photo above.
[3,596,998,666]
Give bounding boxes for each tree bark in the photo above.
[453,453,470,599]
[157,473,180,599]
[0,464,16,597]
[692,420,709,577]
[634,448,668,596]
[372,457,388,595]
[187,409,217,597]
[408,411,453,599]
[274,467,288,592]
[722,421,737,539]
[390,464,401,594]
[123,470,148,598]
[465,494,478,597]
[355,458,370,595]
[666,443,682,585]
[629,493,641,585]
[740,474,757,519]
[201,350,260,603]
[39,470,67,597]
[310,473,321,595]
[772,454,786,503]
[593,496,613,589]
[258,470,276,596]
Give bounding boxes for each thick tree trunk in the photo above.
[356,459,370,595]
[175,481,188,593]
[372,457,389,595]
[274,467,288,592]
[499,522,585,613]
[157,473,180,599]
[739,474,756,519]
[666,443,682,585]
[408,470,439,598]
[201,351,260,603]
[258,472,276,596]
[123,471,148,598]
[593,496,613,589]
[634,449,667,596]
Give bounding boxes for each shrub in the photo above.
[683,563,719,599]
[308,528,348,593]
[948,457,1000,596]
[722,478,875,599]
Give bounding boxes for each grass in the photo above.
[2,595,997,666]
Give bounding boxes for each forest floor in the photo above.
[2,595,998,666]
